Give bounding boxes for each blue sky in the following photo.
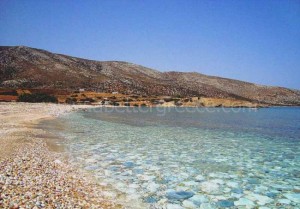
[1,0,300,89]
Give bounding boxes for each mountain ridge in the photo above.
[1,46,299,106]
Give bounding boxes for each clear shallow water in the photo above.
[52,107,300,208]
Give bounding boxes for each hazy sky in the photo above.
[1,0,300,89]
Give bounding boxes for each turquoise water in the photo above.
[54,107,300,208]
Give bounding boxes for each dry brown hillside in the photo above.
[0,46,299,106]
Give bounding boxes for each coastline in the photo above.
[0,103,121,209]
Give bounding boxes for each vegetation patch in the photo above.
[18,93,58,103]
[0,90,18,96]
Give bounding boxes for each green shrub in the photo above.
[66,97,77,104]
[18,93,58,103]
[0,90,18,96]
[80,98,95,102]
[112,101,119,106]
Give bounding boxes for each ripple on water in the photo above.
[55,109,300,208]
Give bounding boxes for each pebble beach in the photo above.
[0,103,120,209]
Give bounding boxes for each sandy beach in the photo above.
[0,103,121,209]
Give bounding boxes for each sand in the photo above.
[0,103,122,209]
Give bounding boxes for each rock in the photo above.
[231,188,243,194]
[211,179,224,185]
[167,204,184,209]
[147,182,160,193]
[188,194,208,205]
[123,161,135,168]
[247,178,260,184]
[200,203,215,209]
[246,194,273,205]
[200,181,220,194]
[272,184,293,191]
[266,192,277,198]
[195,175,205,182]
[166,191,194,200]
[10,203,19,209]
[278,199,291,204]
[226,181,239,188]
[145,196,157,203]
[217,200,234,208]
[234,198,255,206]
[283,193,300,203]
[182,200,197,208]
[54,159,62,164]
[133,168,144,174]
[183,181,198,187]
[139,175,156,181]
[84,165,98,170]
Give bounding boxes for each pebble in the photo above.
[234,198,255,206]
[182,200,197,208]
[200,181,220,194]
[283,193,300,203]
[278,198,291,204]
[147,182,160,193]
[166,191,194,200]
[195,175,205,182]
[246,194,273,205]
[199,203,215,209]
[217,200,234,208]
[167,203,184,209]
[188,194,208,205]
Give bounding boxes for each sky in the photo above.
[1,0,300,89]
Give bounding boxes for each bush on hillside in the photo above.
[18,93,58,103]
[0,90,18,96]
[66,97,77,104]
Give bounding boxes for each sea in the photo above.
[43,107,300,208]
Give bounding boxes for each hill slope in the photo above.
[0,46,299,105]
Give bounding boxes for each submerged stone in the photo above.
[246,194,273,205]
[226,181,239,188]
[108,166,119,171]
[144,196,157,203]
[133,168,144,174]
[147,182,160,193]
[167,204,184,209]
[195,174,205,182]
[200,181,220,194]
[200,203,215,209]
[84,165,98,170]
[231,188,243,194]
[188,194,208,205]
[234,198,254,206]
[283,193,300,203]
[278,199,291,204]
[217,200,234,208]
[247,178,260,184]
[123,161,135,168]
[166,191,194,200]
[182,200,197,208]
[266,192,277,198]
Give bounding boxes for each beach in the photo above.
[1,103,299,209]
[0,103,120,209]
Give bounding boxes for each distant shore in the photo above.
[0,103,122,209]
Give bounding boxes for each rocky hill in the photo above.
[1,46,299,105]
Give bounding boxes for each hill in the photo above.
[0,46,299,106]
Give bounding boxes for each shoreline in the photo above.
[0,103,122,209]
